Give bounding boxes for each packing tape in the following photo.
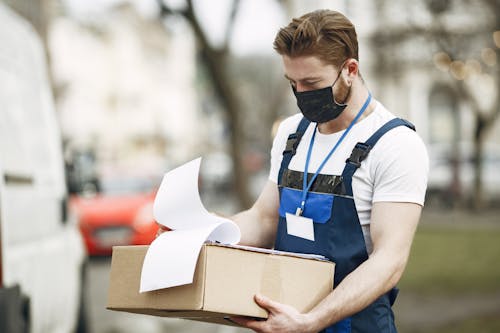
[260,255,283,302]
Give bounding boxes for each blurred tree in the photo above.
[372,0,500,209]
[156,0,288,209]
[157,0,250,208]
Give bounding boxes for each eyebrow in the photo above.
[284,74,322,82]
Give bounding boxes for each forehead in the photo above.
[282,55,337,80]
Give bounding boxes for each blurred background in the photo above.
[0,0,499,332]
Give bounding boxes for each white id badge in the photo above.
[285,213,315,241]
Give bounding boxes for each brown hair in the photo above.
[273,10,359,67]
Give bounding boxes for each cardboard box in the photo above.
[107,243,334,326]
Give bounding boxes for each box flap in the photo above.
[107,245,206,311]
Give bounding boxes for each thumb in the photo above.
[254,294,281,313]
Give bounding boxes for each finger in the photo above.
[254,294,281,313]
[230,316,266,332]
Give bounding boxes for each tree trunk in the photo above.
[471,0,500,210]
[181,2,253,209]
[472,115,486,210]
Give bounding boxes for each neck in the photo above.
[317,82,373,134]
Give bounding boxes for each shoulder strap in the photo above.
[345,118,415,169]
[341,118,415,196]
[277,117,310,186]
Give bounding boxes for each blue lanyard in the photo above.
[297,93,372,216]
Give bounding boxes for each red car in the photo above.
[71,178,160,256]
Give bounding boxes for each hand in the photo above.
[155,222,171,238]
[230,294,317,333]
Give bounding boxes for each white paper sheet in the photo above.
[140,158,241,292]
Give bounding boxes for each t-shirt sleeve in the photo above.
[371,127,429,206]
[268,115,302,183]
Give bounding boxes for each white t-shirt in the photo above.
[269,101,429,253]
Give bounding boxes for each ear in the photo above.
[345,58,359,77]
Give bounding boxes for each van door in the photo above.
[0,4,87,333]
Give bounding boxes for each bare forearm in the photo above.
[307,251,405,331]
[232,208,276,248]
[231,180,280,248]
[305,202,421,330]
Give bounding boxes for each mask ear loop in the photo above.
[331,59,351,106]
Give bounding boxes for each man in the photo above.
[230,9,428,333]
[158,9,428,333]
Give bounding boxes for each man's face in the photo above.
[283,55,350,103]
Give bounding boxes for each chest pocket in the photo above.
[278,169,348,224]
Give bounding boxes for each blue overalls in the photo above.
[275,114,415,333]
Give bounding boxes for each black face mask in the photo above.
[292,66,350,123]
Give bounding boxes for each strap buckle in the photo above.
[283,133,303,156]
[346,142,372,167]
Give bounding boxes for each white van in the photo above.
[0,4,88,333]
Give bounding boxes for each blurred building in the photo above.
[50,3,204,178]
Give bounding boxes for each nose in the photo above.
[295,83,308,93]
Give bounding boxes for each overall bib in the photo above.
[275,116,415,333]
